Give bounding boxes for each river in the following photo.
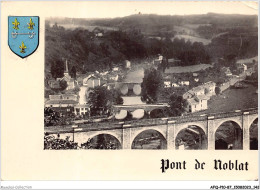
[121,66,145,105]
[123,66,144,83]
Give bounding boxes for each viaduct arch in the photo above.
[45,109,258,150]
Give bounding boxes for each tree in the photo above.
[168,94,187,116]
[59,80,68,91]
[70,66,77,78]
[141,67,163,103]
[51,59,64,79]
[88,86,113,116]
[44,107,61,126]
[111,89,123,105]
[215,86,221,95]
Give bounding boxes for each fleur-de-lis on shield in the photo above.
[19,41,27,53]
[27,18,35,30]
[12,18,20,30]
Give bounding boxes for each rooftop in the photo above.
[196,95,210,100]
[164,64,212,74]
[187,98,199,105]
[45,99,78,105]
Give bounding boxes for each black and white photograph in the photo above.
[1,1,259,186]
[43,2,258,151]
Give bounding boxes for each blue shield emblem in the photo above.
[8,16,39,58]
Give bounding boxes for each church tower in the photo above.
[64,59,70,78]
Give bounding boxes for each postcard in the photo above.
[1,1,259,186]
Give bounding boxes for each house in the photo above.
[46,94,78,106]
[110,74,119,81]
[164,64,212,74]
[83,75,101,88]
[125,60,131,69]
[179,81,190,86]
[58,77,76,90]
[49,95,62,100]
[45,99,78,108]
[61,94,78,101]
[95,32,103,37]
[93,27,104,37]
[153,59,162,65]
[45,99,78,116]
[164,81,171,88]
[153,54,163,65]
[168,58,181,66]
[74,104,90,116]
[158,54,163,61]
[56,60,77,90]
[100,71,109,76]
[48,80,60,89]
[193,73,198,77]
[222,67,232,76]
[172,83,180,88]
[182,81,216,100]
[113,67,119,71]
[183,91,194,99]
[237,63,247,73]
[203,81,216,96]
[186,95,209,113]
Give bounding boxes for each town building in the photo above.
[45,99,78,108]
[113,67,119,71]
[125,60,131,69]
[153,54,163,65]
[74,104,90,116]
[45,94,78,108]
[164,81,171,88]
[168,58,181,66]
[48,80,60,89]
[237,63,247,73]
[179,81,190,86]
[186,95,209,113]
[61,94,78,101]
[54,60,77,90]
[222,67,232,76]
[182,81,216,112]
[172,83,180,88]
[83,75,101,88]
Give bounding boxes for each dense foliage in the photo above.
[46,13,257,79]
[168,94,188,116]
[87,86,123,116]
[141,67,163,103]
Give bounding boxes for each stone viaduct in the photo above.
[45,108,258,150]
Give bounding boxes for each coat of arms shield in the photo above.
[8,16,39,58]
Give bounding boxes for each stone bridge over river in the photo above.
[45,108,258,150]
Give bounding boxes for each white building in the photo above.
[74,104,90,116]
[83,75,101,88]
[125,60,131,69]
[56,60,77,90]
[164,81,171,88]
[186,95,209,113]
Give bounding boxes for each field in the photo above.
[172,35,211,45]
[49,23,119,31]
[195,82,258,115]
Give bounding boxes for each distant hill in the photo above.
[45,13,258,78]
[47,13,257,36]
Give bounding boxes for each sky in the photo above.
[45,1,258,18]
